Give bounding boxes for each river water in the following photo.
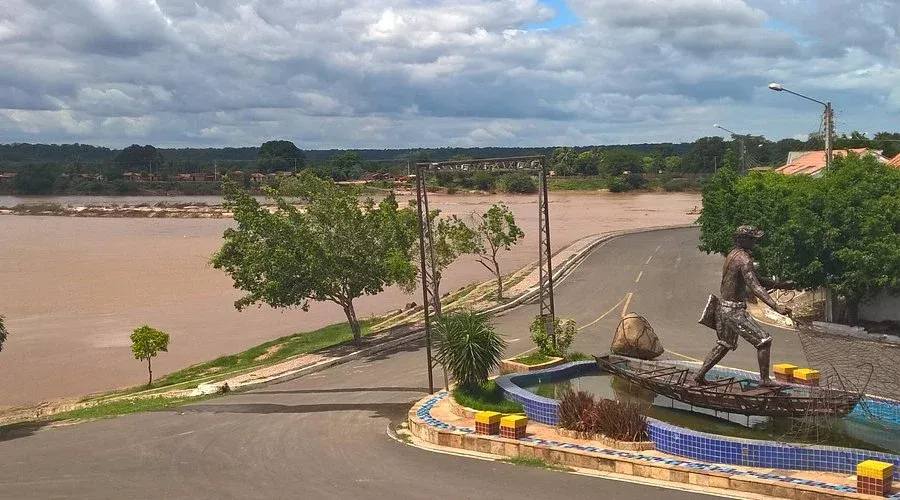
[0,192,701,408]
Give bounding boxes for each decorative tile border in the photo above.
[409,391,900,499]
[495,359,900,481]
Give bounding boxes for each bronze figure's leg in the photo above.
[757,343,776,387]
[694,344,729,385]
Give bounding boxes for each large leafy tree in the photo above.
[11,164,57,194]
[212,172,417,342]
[600,148,644,176]
[698,153,900,325]
[549,147,577,176]
[258,140,304,173]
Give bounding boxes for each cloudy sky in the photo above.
[1,0,897,149]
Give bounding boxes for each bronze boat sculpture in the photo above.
[595,354,862,418]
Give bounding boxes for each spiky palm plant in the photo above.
[434,311,506,390]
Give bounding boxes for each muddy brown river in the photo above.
[0,192,700,408]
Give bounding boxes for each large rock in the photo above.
[611,313,664,360]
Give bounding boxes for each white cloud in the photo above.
[0,0,897,148]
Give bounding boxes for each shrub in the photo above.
[471,171,494,191]
[558,388,648,442]
[608,176,628,193]
[498,172,537,193]
[434,311,506,389]
[663,178,689,192]
[558,388,598,432]
[530,315,578,357]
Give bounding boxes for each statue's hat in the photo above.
[735,225,764,239]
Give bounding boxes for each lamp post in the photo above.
[714,124,746,173]
[768,83,833,171]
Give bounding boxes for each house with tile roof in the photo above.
[776,148,890,177]
[889,153,900,168]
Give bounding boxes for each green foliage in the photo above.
[11,165,56,194]
[212,172,417,341]
[435,312,506,390]
[550,147,577,176]
[0,315,8,354]
[470,170,494,191]
[130,325,170,385]
[258,140,304,173]
[608,172,647,192]
[497,172,537,193]
[530,316,578,357]
[452,381,524,413]
[698,153,900,325]
[601,148,645,176]
[498,457,572,472]
[513,351,555,366]
[470,204,525,299]
[574,150,601,176]
[546,177,607,191]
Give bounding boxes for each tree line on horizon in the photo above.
[2,132,899,195]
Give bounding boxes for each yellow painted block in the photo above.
[857,460,894,480]
[773,364,798,375]
[500,415,528,428]
[475,411,502,424]
[793,368,820,381]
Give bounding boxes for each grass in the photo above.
[452,381,524,413]
[547,177,608,191]
[565,351,593,362]
[512,352,556,365]
[52,395,215,422]
[85,319,380,400]
[499,457,573,472]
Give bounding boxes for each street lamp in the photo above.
[768,83,833,170]
[714,124,746,173]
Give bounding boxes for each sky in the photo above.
[1,0,898,149]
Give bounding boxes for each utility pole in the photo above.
[824,102,834,171]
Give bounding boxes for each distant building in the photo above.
[776,148,890,177]
[889,154,900,168]
[0,172,16,183]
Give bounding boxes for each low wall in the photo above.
[495,358,900,480]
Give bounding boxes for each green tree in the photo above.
[11,164,56,194]
[698,154,900,325]
[497,172,536,193]
[683,137,727,173]
[469,204,525,299]
[212,173,417,342]
[550,147,577,176]
[259,140,304,173]
[471,170,494,191]
[665,155,682,173]
[406,208,476,315]
[327,151,364,181]
[114,144,166,175]
[722,149,738,171]
[434,312,506,389]
[600,148,644,177]
[574,149,600,176]
[130,325,170,386]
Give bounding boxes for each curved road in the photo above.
[0,227,798,499]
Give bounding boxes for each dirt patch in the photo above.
[253,344,283,362]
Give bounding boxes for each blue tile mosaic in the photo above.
[493,359,900,483]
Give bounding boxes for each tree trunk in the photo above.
[846,299,860,327]
[147,358,153,386]
[343,301,362,343]
[431,275,442,316]
[493,259,503,299]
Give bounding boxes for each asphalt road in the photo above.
[0,227,797,499]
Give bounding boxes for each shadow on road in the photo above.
[361,338,427,362]
[168,402,413,421]
[0,420,55,443]
[252,386,431,396]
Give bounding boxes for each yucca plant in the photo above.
[434,311,506,390]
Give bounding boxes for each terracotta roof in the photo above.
[889,154,900,167]
[776,149,888,176]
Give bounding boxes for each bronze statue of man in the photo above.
[695,225,795,387]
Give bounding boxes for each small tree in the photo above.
[469,204,525,299]
[130,325,170,386]
[404,206,476,315]
[530,315,577,357]
[434,312,506,390]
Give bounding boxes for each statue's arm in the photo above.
[742,260,783,311]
